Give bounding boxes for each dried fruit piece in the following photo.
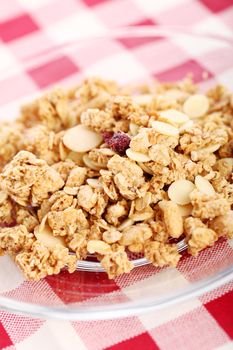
[195,175,215,196]
[102,131,114,142]
[104,132,131,154]
[151,121,179,136]
[183,94,209,118]
[158,109,189,126]
[63,125,103,152]
[168,179,195,205]
[126,149,150,162]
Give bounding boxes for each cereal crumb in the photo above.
[185,217,218,255]
[15,241,77,281]
[144,241,181,267]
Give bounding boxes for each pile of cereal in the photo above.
[0,77,232,281]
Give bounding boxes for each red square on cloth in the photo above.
[118,15,160,48]
[0,321,13,349]
[205,290,233,339]
[155,59,213,83]
[200,0,233,13]
[46,270,120,303]
[0,13,39,43]
[83,0,108,6]
[105,332,159,350]
[28,56,78,88]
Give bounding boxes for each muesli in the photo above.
[0,77,232,280]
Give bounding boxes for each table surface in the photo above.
[0,0,233,349]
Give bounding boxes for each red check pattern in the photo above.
[0,0,233,349]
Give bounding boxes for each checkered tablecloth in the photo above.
[0,0,233,349]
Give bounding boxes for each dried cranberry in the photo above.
[104,131,131,155]
[102,131,114,142]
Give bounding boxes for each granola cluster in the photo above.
[0,77,232,281]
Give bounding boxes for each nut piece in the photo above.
[195,175,215,196]
[158,109,189,126]
[87,240,111,255]
[63,125,103,152]
[86,178,102,189]
[126,148,150,162]
[151,121,179,136]
[34,224,66,249]
[168,179,195,205]
[177,203,193,217]
[183,94,209,118]
[159,200,183,238]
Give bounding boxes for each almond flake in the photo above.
[129,122,140,136]
[86,178,102,189]
[183,94,209,118]
[195,175,216,196]
[126,148,150,162]
[151,121,179,136]
[177,203,193,217]
[132,94,153,105]
[87,240,111,255]
[34,224,66,249]
[168,179,195,205]
[63,125,103,152]
[83,154,102,170]
[118,219,134,231]
[159,109,189,126]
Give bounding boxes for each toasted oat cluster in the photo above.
[0,77,232,281]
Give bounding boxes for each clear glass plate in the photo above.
[0,27,233,320]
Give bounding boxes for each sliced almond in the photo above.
[34,224,66,249]
[126,148,150,162]
[151,120,179,136]
[129,122,140,136]
[138,162,153,175]
[59,141,69,161]
[86,178,102,189]
[179,120,194,132]
[67,151,85,163]
[118,218,134,231]
[195,175,215,196]
[168,179,195,205]
[202,144,221,153]
[164,89,188,100]
[87,240,111,255]
[158,109,189,126]
[183,94,209,118]
[83,154,103,170]
[132,94,153,105]
[191,144,221,161]
[177,203,193,217]
[63,125,103,153]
